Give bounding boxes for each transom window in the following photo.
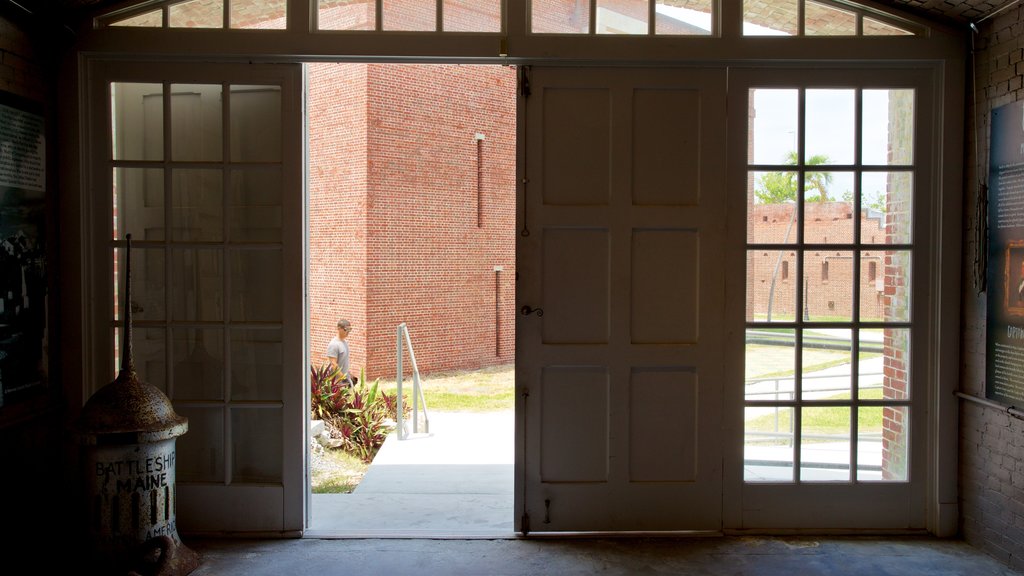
[744,86,914,484]
[743,0,918,36]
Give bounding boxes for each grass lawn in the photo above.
[311,446,369,494]
[746,387,887,438]
[377,363,515,412]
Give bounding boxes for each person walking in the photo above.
[326,319,357,384]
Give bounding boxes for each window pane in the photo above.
[743,0,796,36]
[863,17,913,36]
[749,89,798,165]
[231,328,282,401]
[230,249,282,322]
[230,0,286,29]
[858,406,909,481]
[110,10,163,27]
[232,408,282,483]
[170,85,223,162]
[383,0,436,31]
[172,328,225,401]
[230,86,281,163]
[172,169,223,242]
[597,0,647,35]
[114,247,165,322]
[860,328,910,400]
[532,0,590,34]
[863,89,914,165]
[319,0,375,30]
[801,406,850,481]
[803,328,851,400]
[748,250,797,322]
[746,328,795,401]
[862,172,913,245]
[114,168,164,241]
[168,0,223,28]
[804,0,856,36]
[115,327,166,393]
[748,182,797,244]
[804,171,854,243]
[444,0,501,32]
[177,406,225,482]
[745,406,794,481]
[171,248,224,321]
[804,250,852,322]
[112,82,163,161]
[806,89,854,165]
[230,169,282,242]
[860,250,911,322]
[656,0,712,35]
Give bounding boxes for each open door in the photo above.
[88,61,305,534]
[516,66,727,532]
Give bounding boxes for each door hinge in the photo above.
[519,65,531,98]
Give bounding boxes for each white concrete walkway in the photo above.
[309,410,515,537]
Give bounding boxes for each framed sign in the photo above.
[986,99,1024,405]
[0,91,48,410]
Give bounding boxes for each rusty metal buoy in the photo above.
[77,234,200,575]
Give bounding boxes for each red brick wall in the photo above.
[307,64,516,380]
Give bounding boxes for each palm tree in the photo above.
[755,151,833,204]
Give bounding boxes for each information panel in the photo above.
[987,100,1024,404]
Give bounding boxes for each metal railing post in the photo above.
[396,324,405,440]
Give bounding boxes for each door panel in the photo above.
[517,66,726,532]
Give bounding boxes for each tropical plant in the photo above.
[310,364,408,462]
[755,151,833,204]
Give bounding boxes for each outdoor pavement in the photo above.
[308,410,515,536]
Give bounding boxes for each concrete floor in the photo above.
[186,535,1022,575]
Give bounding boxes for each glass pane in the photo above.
[114,247,165,322]
[743,0,796,36]
[749,89,798,165]
[745,406,793,482]
[111,82,163,162]
[860,250,911,322]
[863,17,913,36]
[232,408,282,483]
[532,0,590,34]
[804,0,856,36]
[230,249,282,322]
[114,168,164,241]
[177,407,225,483]
[444,0,501,32]
[168,0,224,28]
[804,171,854,243]
[171,249,224,321]
[802,328,851,400]
[862,172,913,245]
[230,86,281,163]
[231,328,282,401]
[319,0,375,30]
[748,250,797,322]
[748,181,797,244]
[597,0,646,35]
[804,250,853,322]
[801,406,850,481]
[382,0,436,31]
[745,328,795,401]
[860,328,910,400]
[110,10,163,27]
[230,0,286,29]
[656,0,713,35]
[172,169,223,242]
[858,406,909,481]
[170,85,223,162]
[230,170,282,242]
[115,327,166,393]
[863,89,914,165]
[172,328,224,401]
[806,89,855,165]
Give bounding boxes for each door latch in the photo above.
[520,305,544,317]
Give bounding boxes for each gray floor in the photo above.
[186,535,1022,575]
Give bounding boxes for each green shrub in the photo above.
[310,363,405,462]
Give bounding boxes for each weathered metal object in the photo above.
[77,234,200,575]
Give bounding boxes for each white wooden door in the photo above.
[88,61,305,534]
[516,66,726,532]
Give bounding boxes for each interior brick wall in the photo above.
[961,5,1024,570]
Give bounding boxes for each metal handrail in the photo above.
[396,323,429,440]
